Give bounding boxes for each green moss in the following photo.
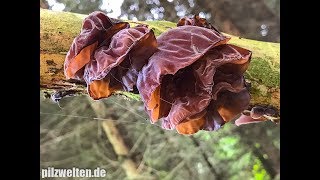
[40,9,84,35]
[115,91,141,101]
[144,20,177,28]
[142,20,176,36]
[249,85,269,98]
[228,35,280,65]
[126,20,176,37]
[252,158,270,180]
[40,9,85,53]
[247,57,280,87]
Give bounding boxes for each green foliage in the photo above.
[56,0,104,14]
[216,136,240,159]
[40,92,279,179]
[115,91,141,101]
[252,159,271,180]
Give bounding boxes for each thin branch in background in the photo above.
[88,98,150,179]
[190,136,223,180]
[252,146,277,179]
[163,160,186,180]
[236,127,279,178]
[129,132,147,154]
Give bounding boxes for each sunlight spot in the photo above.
[188,0,195,7]
[260,24,269,36]
[197,163,204,174]
[47,0,65,11]
[101,0,124,18]
[199,12,205,18]
[263,154,269,159]
[154,0,160,5]
[120,14,128,20]
[261,29,268,36]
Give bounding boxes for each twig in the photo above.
[88,98,144,179]
[190,136,223,180]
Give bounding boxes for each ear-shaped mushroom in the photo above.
[175,110,207,135]
[84,25,158,100]
[64,12,158,100]
[177,14,220,32]
[137,25,229,123]
[64,11,129,80]
[137,18,251,135]
[235,106,279,126]
[163,44,251,134]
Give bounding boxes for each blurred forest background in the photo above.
[40,0,280,42]
[40,0,280,179]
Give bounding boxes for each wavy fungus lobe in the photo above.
[137,16,252,135]
[64,12,157,100]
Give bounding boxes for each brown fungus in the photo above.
[64,12,157,100]
[137,17,252,135]
[64,12,254,134]
[235,105,279,126]
[84,25,157,99]
[177,14,220,32]
[64,11,129,80]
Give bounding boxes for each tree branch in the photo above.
[235,127,279,178]
[40,9,279,112]
[190,136,223,180]
[88,99,142,179]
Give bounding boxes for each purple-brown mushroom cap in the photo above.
[137,20,252,135]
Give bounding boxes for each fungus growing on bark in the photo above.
[177,14,220,32]
[64,12,255,134]
[235,105,279,126]
[64,12,157,100]
[137,16,252,135]
[64,11,129,80]
[84,25,157,100]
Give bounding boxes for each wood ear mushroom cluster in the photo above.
[64,12,268,135]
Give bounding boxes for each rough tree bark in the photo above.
[40,9,280,113]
